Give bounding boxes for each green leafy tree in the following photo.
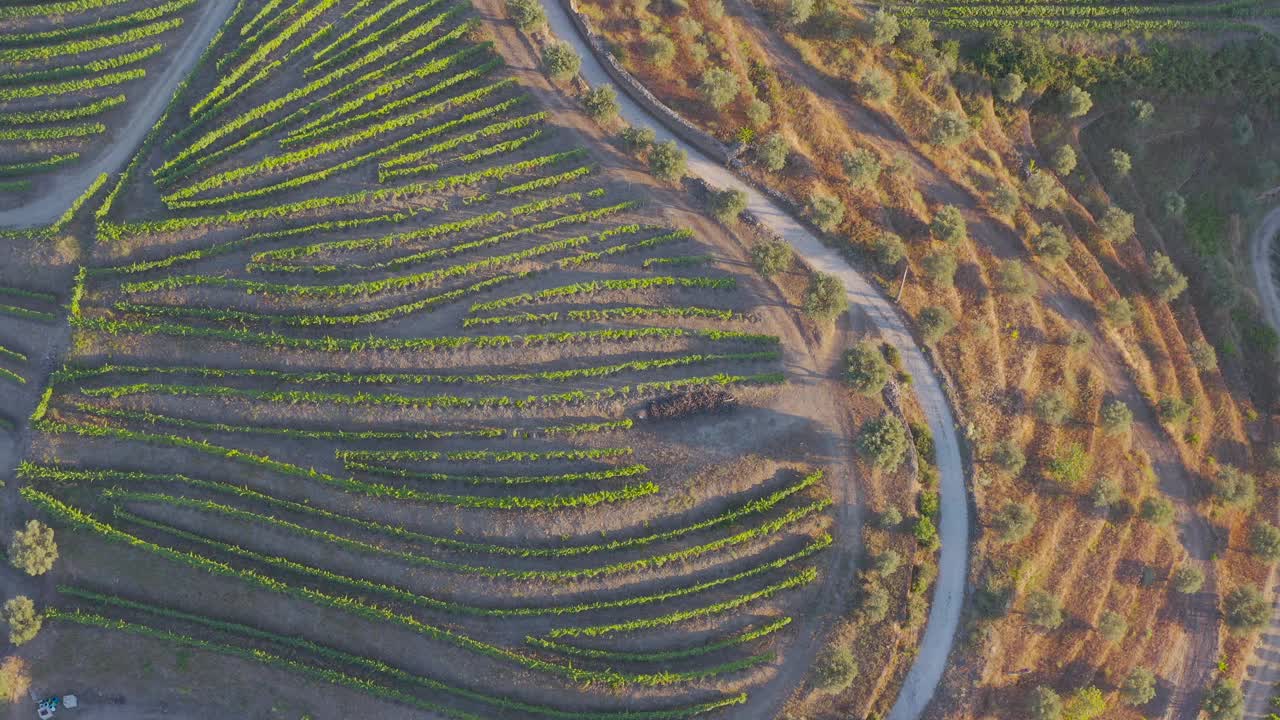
[1150,253,1187,301]
[918,306,955,343]
[859,414,910,471]
[1091,477,1122,509]
[708,188,748,222]
[859,68,895,103]
[1033,391,1070,425]
[1098,611,1127,643]
[995,72,1026,103]
[1225,585,1268,630]
[991,439,1026,474]
[1103,298,1134,327]
[699,67,740,110]
[505,0,546,30]
[1062,85,1092,118]
[930,205,967,245]
[1109,148,1132,177]
[1,597,41,646]
[844,342,891,395]
[1249,522,1280,561]
[1032,223,1071,262]
[992,501,1036,543]
[866,9,900,46]
[1026,590,1064,629]
[1190,341,1218,372]
[1129,99,1155,124]
[813,645,858,692]
[843,148,882,190]
[1050,145,1076,176]
[1028,686,1062,720]
[921,249,957,288]
[804,273,848,321]
[1120,667,1157,706]
[991,183,1020,215]
[913,516,938,549]
[1097,206,1135,244]
[861,580,891,623]
[1172,564,1204,594]
[873,231,905,268]
[1140,496,1174,526]
[809,192,845,232]
[1099,400,1132,435]
[996,259,1036,297]
[1203,679,1243,720]
[746,98,771,128]
[8,519,57,576]
[755,133,789,172]
[648,140,687,181]
[583,86,619,121]
[751,239,792,276]
[541,42,581,81]
[1063,686,1106,720]
[878,506,903,529]
[621,126,655,152]
[1156,395,1191,425]
[874,549,902,576]
[1026,170,1061,209]
[1163,191,1186,219]
[929,110,970,147]
[1213,464,1256,507]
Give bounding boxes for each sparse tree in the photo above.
[699,67,740,110]
[541,41,581,81]
[1033,390,1070,425]
[1097,206,1135,244]
[930,205,967,245]
[992,439,1027,474]
[1172,564,1205,594]
[813,645,858,692]
[751,239,793,276]
[804,273,848,321]
[1140,496,1174,526]
[866,9,900,46]
[1249,522,1280,561]
[1026,170,1062,210]
[929,110,970,147]
[858,68,895,103]
[921,249,957,288]
[1129,99,1155,125]
[707,188,748,222]
[1098,610,1127,642]
[1213,465,1256,508]
[993,501,1036,544]
[505,0,546,30]
[1120,667,1157,706]
[1062,85,1093,118]
[1163,190,1187,219]
[755,133,789,172]
[843,148,882,190]
[1103,298,1134,327]
[1099,400,1133,435]
[918,306,955,343]
[1028,685,1063,720]
[1091,477,1123,509]
[995,72,1026,103]
[996,259,1036,297]
[1190,341,1218,372]
[1203,678,1244,720]
[1026,590,1063,629]
[809,192,846,232]
[1032,223,1071,262]
[583,86,619,121]
[1150,253,1187,302]
[858,414,910,471]
[1109,148,1132,177]
[1,597,40,646]
[648,140,687,181]
[844,342,891,395]
[873,231,906,268]
[8,520,56,577]
[746,98,771,128]
[1050,145,1077,176]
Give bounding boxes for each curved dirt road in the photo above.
[537,3,969,718]
[1243,205,1280,719]
[0,0,237,228]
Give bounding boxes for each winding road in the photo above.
[0,0,238,229]
[538,3,969,718]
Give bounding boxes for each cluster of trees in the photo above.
[3,520,58,646]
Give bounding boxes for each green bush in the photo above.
[843,148,882,189]
[1099,400,1132,435]
[751,240,793,276]
[621,126,655,152]
[1063,686,1106,720]
[1203,679,1243,720]
[992,501,1035,544]
[873,231,906,268]
[1026,170,1061,210]
[1098,610,1127,643]
[810,192,845,231]
[1032,223,1071,263]
[1046,442,1088,486]
[2,596,41,645]
[991,183,1020,215]
[1061,85,1092,118]
[699,67,739,109]
[1213,465,1256,507]
[648,140,686,181]
[1156,395,1191,425]
[991,439,1026,474]
[929,109,970,146]
[1150,253,1188,302]
[918,306,955,343]
[1050,145,1076,176]
[1119,667,1156,705]
[1033,391,1071,425]
[1028,686,1062,720]
[921,249,957,288]
[804,273,848,321]
[1190,341,1218,372]
[1250,522,1280,561]
[708,188,748,222]
[913,516,938,549]
[1109,148,1132,177]
[505,0,545,29]
[1026,590,1063,629]
[1140,496,1174,526]
[859,67,895,102]
[9,519,57,576]
[1091,477,1122,509]
[813,645,858,692]
[859,415,910,471]
[1163,191,1186,219]
[755,133,789,171]
[995,72,1026,103]
[746,99,771,128]
[996,259,1036,297]
[1129,99,1154,124]
[844,342,891,395]
[930,205,966,244]
[646,34,676,67]
[1171,564,1204,594]
[1097,206,1135,244]
[541,42,580,80]
[866,9,899,45]
[582,86,618,121]
[874,549,902,576]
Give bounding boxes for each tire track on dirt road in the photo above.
[537,2,970,718]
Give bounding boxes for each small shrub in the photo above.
[872,231,905,268]
[1190,340,1218,372]
[992,501,1035,544]
[1099,400,1132,435]
[929,110,970,147]
[1171,564,1204,594]
[785,0,813,26]
[699,67,740,109]
[1033,391,1070,425]
[918,306,955,343]
[1098,610,1127,643]
[1091,477,1122,509]
[844,342,891,395]
[1129,99,1154,124]
[930,205,966,245]
[708,188,748,222]
[1140,496,1174,526]
[991,183,1020,215]
[1028,685,1063,720]
[755,133,789,172]
[1026,590,1063,629]
[541,42,581,81]
[621,126,655,152]
[1064,686,1106,720]
[874,549,902,576]
[859,68,895,102]
[809,192,845,232]
[878,506,903,529]
[1203,679,1243,720]
[1213,465,1256,508]
[921,249,957,288]
[913,516,938,549]
[1120,667,1156,706]
[751,239,793,276]
[9,519,57,576]
[583,86,619,121]
[813,645,858,692]
[843,148,882,190]
[991,439,1026,474]
[1032,223,1070,262]
[1150,252,1188,302]
[648,140,687,181]
[1156,395,1191,425]
[859,414,909,471]
[1046,442,1088,486]
[1103,298,1134,327]
[1026,170,1061,209]
[746,99,771,128]
[996,259,1036,297]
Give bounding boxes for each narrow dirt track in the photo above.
[1242,205,1280,719]
[0,0,237,229]
[535,3,970,718]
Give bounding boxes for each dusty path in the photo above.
[536,2,969,718]
[0,0,237,229]
[1242,205,1280,719]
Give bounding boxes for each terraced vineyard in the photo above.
[0,0,222,200]
[895,0,1278,33]
[7,0,851,716]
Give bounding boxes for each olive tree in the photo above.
[858,68,895,103]
[843,148,882,190]
[866,9,900,46]
[583,86,619,121]
[930,205,966,244]
[813,646,858,692]
[1203,679,1244,720]
[992,501,1036,543]
[755,133,789,172]
[541,42,581,81]
[751,239,793,276]
[996,259,1036,297]
[1172,564,1205,594]
[1150,253,1187,301]
[1062,85,1092,118]
[648,140,686,181]
[1098,610,1127,643]
[844,342,891,395]
[1032,223,1070,262]
[929,110,970,147]
[1,597,41,646]
[1050,145,1077,176]
[804,273,848,321]
[1099,400,1133,435]
[1120,668,1157,706]
[1249,522,1280,561]
[1026,590,1063,629]
[505,0,545,30]
[9,520,57,576]
[1097,206,1135,244]
[809,192,845,232]
[698,67,740,110]
[918,306,955,343]
[921,249,957,288]
[995,72,1026,103]
[707,188,748,222]
[1109,148,1132,177]
[858,414,910,471]
[1028,686,1062,720]
[1026,170,1062,209]
[1190,340,1218,372]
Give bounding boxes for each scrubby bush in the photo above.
[9,520,56,576]
[860,581,891,623]
[755,133,789,172]
[1026,590,1063,629]
[1032,223,1070,262]
[2,597,40,646]
[859,68,895,103]
[878,506,903,529]
[844,342,891,395]
[1172,564,1204,594]
[1099,400,1132,435]
[921,249,957,288]
[541,42,581,81]
[1109,148,1132,177]
[805,273,848,321]
[1065,687,1107,720]
[505,0,546,30]
[648,140,686,181]
[843,148,882,189]
[1156,395,1191,425]
[1213,465,1256,508]
[913,516,938,549]
[746,99,771,128]
[1233,114,1254,146]
[1120,667,1156,706]
[1140,496,1174,526]
[1150,253,1187,301]
[991,439,1026,474]
[1091,477,1122,509]
[996,259,1036,297]
[1203,679,1243,720]
[929,110,970,147]
[809,192,845,232]
[1103,298,1134,327]
[583,86,619,121]
[1190,341,1218,372]
[785,0,813,27]
[918,306,955,343]
[993,501,1035,543]
[995,72,1026,103]
[991,183,1020,216]
[873,231,905,268]
[699,67,740,109]
[866,9,899,46]
[1163,191,1187,219]
[1062,85,1092,118]
[1028,686,1062,720]
[1033,391,1070,425]
[813,645,858,692]
[708,188,748,222]
[1129,99,1154,125]
[646,35,676,67]
[1226,585,1268,631]
[930,205,966,245]
[1249,522,1280,561]
[1050,145,1076,176]
[874,549,902,576]
[621,126,655,152]
[751,239,792,276]
[1098,610,1127,643]
[859,415,910,471]
[1026,170,1061,209]
[1097,206,1135,244]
